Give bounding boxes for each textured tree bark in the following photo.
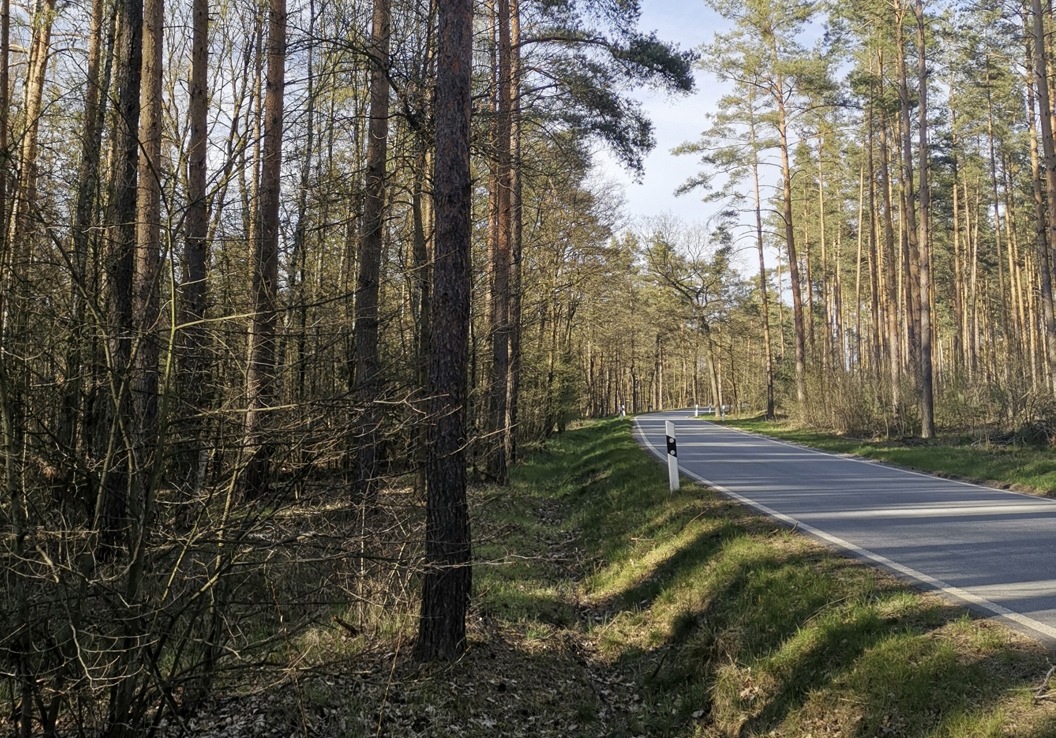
[508,0,523,462]
[134,0,162,486]
[179,0,209,487]
[242,0,285,497]
[777,94,806,407]
[749,92,773,419]
[353,0,390,501]
[486,0,512,483]
[915,0,935,438]
[108,0,161,728]
[96,0,142,557]
[415,0,472,662]
[877,52,902,421]
[895,0,922,401]
[1030,0,1056,391]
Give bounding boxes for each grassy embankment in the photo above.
[460,417,1056,736]
[721,418,1056,495]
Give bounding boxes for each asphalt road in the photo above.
[634,410,1056,644]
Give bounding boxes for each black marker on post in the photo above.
[665,420,679,492]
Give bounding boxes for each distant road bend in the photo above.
[634,410,1056,645]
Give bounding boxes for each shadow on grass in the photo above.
[606,523,736,611]
[494,418,1056,737]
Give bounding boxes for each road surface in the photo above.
[634,410,1056,644]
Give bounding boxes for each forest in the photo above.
[3,0,1056,733]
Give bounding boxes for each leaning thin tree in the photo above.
[415,0,473,661]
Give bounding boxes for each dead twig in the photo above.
[1033,664,1056,703]
[332,615,361,637]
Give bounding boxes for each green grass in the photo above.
[472,417,1056,736]
[724,417,1056,495]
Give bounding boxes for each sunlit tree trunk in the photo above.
[1030,0,1056,390]
[914,0,934,437]
[133,0,162,488]
[895,0,923,420]
[777,83,806,407]
[877,56,902,419]
[415,0,472,662]
[748,91,774,418]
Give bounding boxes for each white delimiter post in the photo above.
[665,420,679,492]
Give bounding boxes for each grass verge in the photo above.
[723,418,1056,495]
[475,417,1056,736]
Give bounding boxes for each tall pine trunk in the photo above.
[1031,0,1056,390]
[352,0,390,500]
[179,0,210,489]
[507,0,523,462]
[749,90,775,419]
[778,100,806,407]
[415,0,472,662]
[915,0,935,437]
[243,0,285,496]
[133,0,162,493]
[96,0,142,556]
[486,0,513,483]
[878,63,903,421]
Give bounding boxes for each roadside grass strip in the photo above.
[479,417,1056,736]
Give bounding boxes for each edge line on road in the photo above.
[632,415,1056,645]
[691,414,1048,504]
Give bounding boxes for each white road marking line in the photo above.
[632,416,1056,643]
[696,418,1054,503]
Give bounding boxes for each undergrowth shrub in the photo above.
[800,371,911,437]
[938,371,1056,444]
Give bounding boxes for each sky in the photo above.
[591,1,731,232]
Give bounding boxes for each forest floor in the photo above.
[166,418,1056,737]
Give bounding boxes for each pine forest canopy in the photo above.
[669,0,1056,437]
[1,0,1055,732]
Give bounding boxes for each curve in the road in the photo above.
[633,410,1056,645]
